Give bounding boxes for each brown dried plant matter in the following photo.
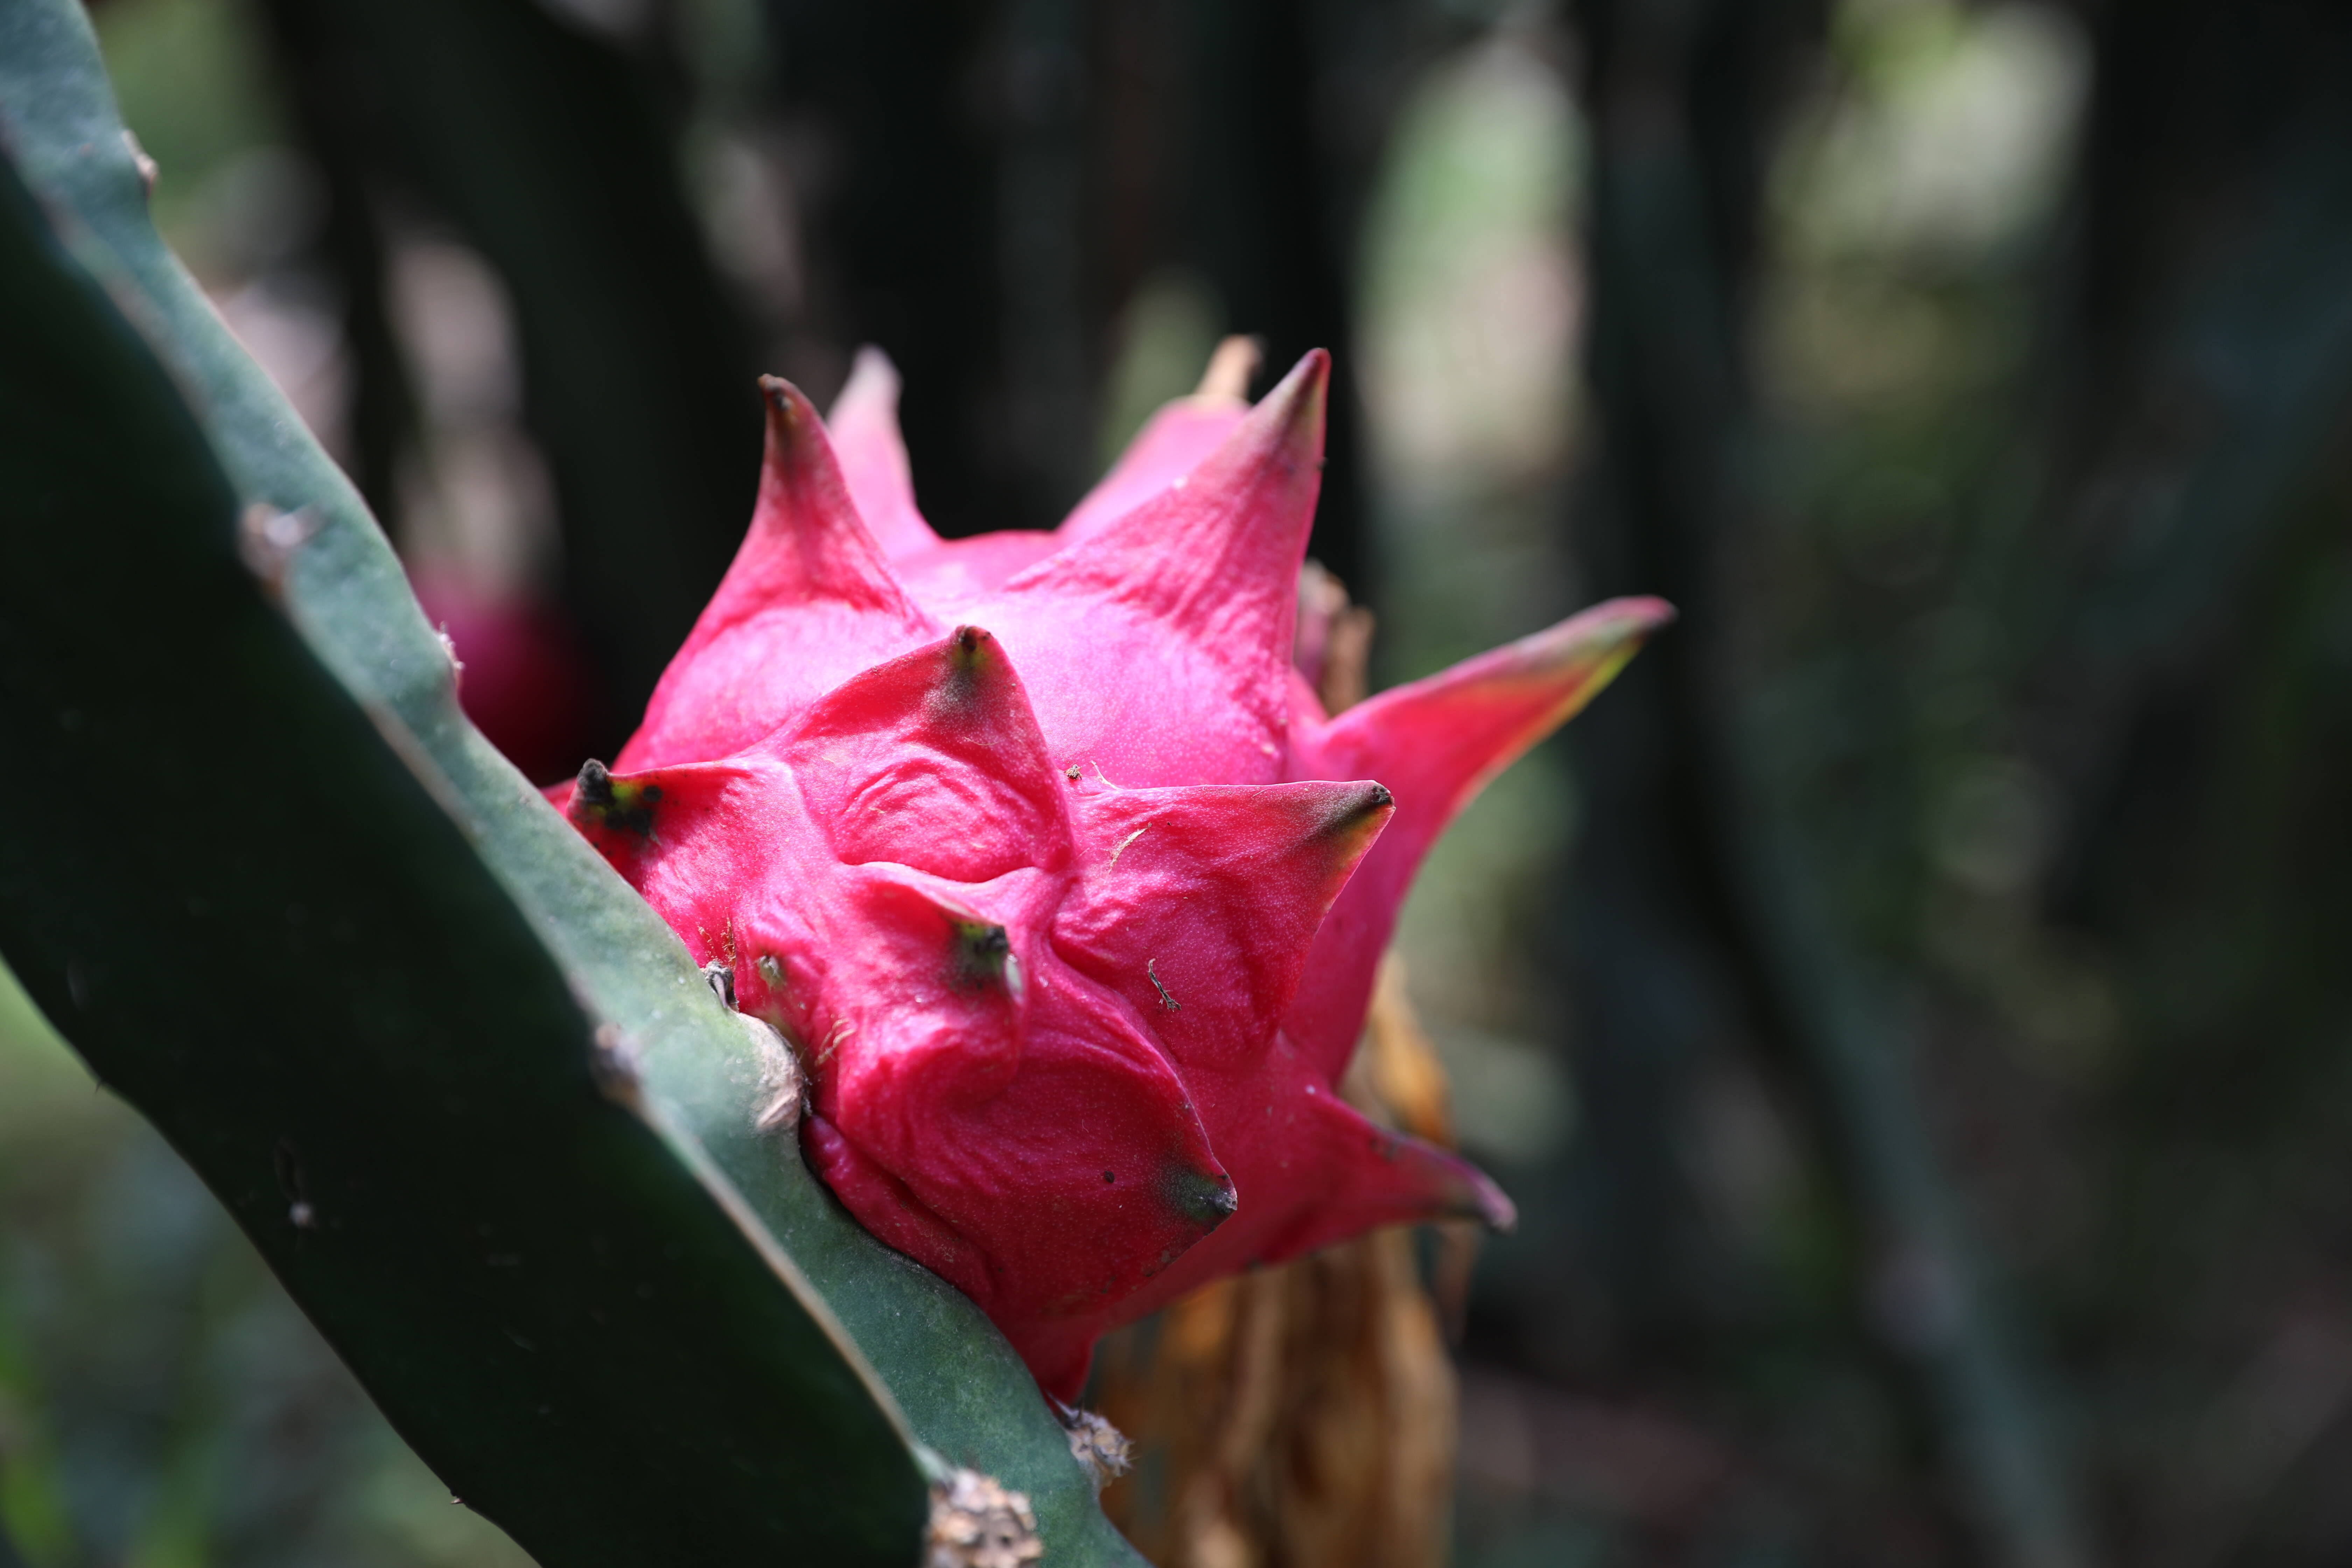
[1089,579,1478,1568]
[926,1469,1044,1568]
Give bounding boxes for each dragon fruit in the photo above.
[556,346,1669,1401]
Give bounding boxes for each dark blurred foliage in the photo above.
[9,0,2352,1564]
[757,0,1443,588]
[257,0,762,738]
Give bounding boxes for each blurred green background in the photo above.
[10,0,2352,1562]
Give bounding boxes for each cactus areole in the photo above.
[555,349,1671,1401]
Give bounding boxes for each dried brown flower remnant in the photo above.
[925,1469,1043,1568]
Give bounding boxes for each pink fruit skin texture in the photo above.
[555,346,1672,1402]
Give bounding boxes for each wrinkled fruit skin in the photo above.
[555,348,1671,1400]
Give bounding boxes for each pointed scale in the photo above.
[1238,1069,1515,1262]
[1083,1039,1514,1348]
[980,350,1332,788]
[1054,778,1391,1076]
[825,348,939,560]
[1057,335,1258,546]
[1054,392,1251,544]
[1283,595,1676,1078]
[781,860,1240,1396]
[562,755,758,897]
[621,376,938,771]
[834,338,1255,603]
[821,345,1059,605]
[784,626,1070,884]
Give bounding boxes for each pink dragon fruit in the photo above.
[557,347,1670,1401]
